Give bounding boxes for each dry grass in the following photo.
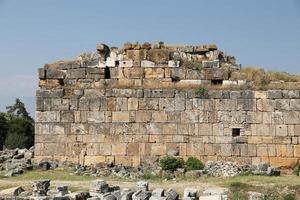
[229,67,300,90]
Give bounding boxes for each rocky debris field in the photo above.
[72,161,280,180]
[0,148,281,180]
[0,147,34,177]
[0,179,231,200]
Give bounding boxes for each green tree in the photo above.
[6,98,33,122]
[0,113,9,150]
[4,98,34,149]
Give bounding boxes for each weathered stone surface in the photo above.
[32,179,51,197]
[132,190,151,200]
[165,189,178,200]
[89,179,109,193]
[0,186,24,197]
[36,42,300,168]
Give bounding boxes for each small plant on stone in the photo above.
[183,60,203,71]
[195,87,208,98]
[159,156,185,172]
[185,157,204,171]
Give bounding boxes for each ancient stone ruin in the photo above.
[36,42,300,168]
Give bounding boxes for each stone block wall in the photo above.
[35,43,300,168]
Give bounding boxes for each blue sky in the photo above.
[0,0,299,116]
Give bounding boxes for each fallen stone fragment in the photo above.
[90,179,109,194]
[0,186,25,197]
[32,179,51,197]
[165,189,178,200]
[132,190,151,200]
[136,181,149,191]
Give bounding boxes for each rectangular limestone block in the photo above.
[187,143,204,156]
[87,111,105,123]
[267,90,283,99]
[123,68,144,79]
[84,156,106,165]
[152,111,168,122]
[144,89,175,98]
[290,99,300,110]
[99,143,112,156]
[275,125,288,136]
[86,68,105,79]
[116,78,142,88]
[139,98,159,110]
[112,111,130,122]
[126,143,140,156]
[36,89,64,98]
[39,79,62,88]
[268,157,298,167]
[66,68,86,79]
[162,123,177,135]
[36,111,60,122]
[144,68,165,79]
[283,90,300,98]
[46,69,66,79]
[284,112,300,124]
[116,97,128,111]
[256,99,275,112]
[151,143,166,156]
[115,156,132,166]
[135,111,151,122]
[257,144,269,156]
[159,98,175,111]
[181,111,199,123]
[110,67,124,79]
[128,98,139,110]
[254,91,267,99]
[111,89,143,98]
[112,143,127,155]
[51,98,70,111]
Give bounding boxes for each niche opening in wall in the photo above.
[232,128,241,137]
[211,80,223,85]
[105,66,111,79]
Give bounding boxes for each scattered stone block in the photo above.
[151,188,164,197]
[165,189,179,200]
[89,179,109,194]
[136,181,149,191]
[32,179,51,197]
[0,186,24,197]
[132,190,151,200]
[183,188,197,199]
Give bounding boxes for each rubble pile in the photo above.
[0,179,230,200]
[0,147,34,177]
[204,161,244,177]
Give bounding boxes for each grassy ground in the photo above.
[0,168,300,194]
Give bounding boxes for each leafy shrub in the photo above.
[185,157,204,171]
[282,194,295,200]
[159,156,184,172]
[5,117,34,149]
[293,164,300,176]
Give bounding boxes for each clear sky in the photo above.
[0,0,299,117]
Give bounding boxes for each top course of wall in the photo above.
[38,42,243,90]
